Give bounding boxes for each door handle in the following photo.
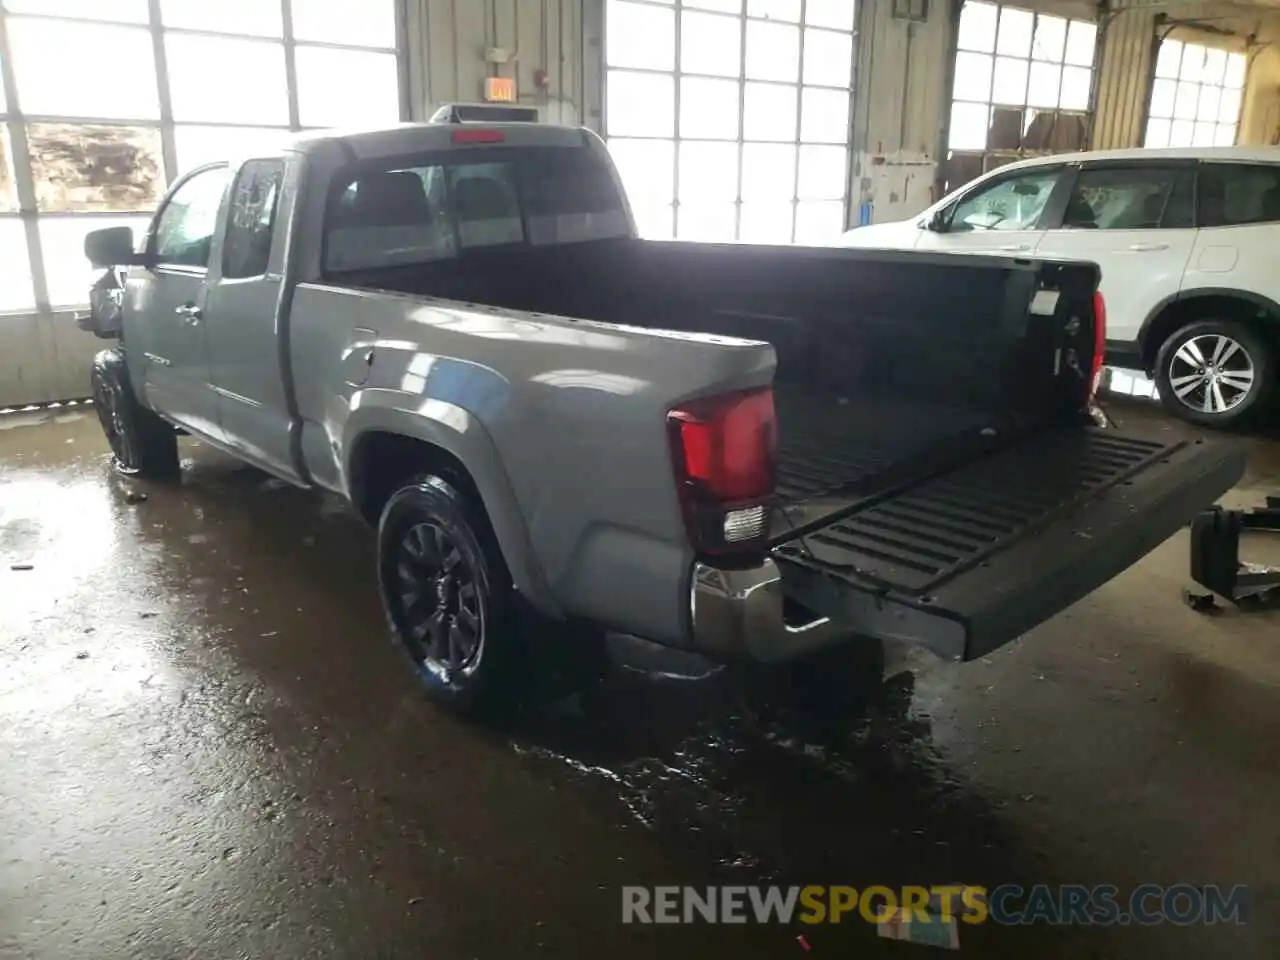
[1127,242,1169,252]
[998,244,1031,252]
[175,303,202,324]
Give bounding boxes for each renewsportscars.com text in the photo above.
[621,884,1248,926]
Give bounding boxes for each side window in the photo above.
[153,165,232,268]
[947,169,1060,232]
[1199,163,1280,227]
[1062,166,1183,230]
[223,159,285,279]
[446,162,524,248]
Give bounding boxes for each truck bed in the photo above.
[335,239,1244,660]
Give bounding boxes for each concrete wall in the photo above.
[404,0,586,125]
[850,0,954,224]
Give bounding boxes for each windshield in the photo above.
[323,145,631,274]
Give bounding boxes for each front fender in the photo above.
[342,388,560,617]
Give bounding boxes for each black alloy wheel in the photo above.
[377,476,519,714]
[393,520,485,684]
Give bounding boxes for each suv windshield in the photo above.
[323,145,630,274]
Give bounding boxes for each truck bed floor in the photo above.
[773,385,999,505]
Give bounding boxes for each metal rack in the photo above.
[1186,496,1280,612]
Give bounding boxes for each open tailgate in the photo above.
[773,427,1245,661]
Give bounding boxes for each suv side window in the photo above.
[1062,165,1185,230]
[223,159,285,279]
[153,165,232,268]
[1198,163,1280,227]
[947,168,1060,232]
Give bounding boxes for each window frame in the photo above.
[147,161,231,274]
[938,162,1068,233]
[221,157,285,280]
[1043,159,1199,231]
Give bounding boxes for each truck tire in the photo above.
[91,350,180,479]
[376,475,521,716]
[1153,319,1274,429]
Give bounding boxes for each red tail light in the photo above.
[668,387,776,558]
[1090,291,1107,399]
[451,128,505,144]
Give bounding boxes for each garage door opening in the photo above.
[944,1,1096,192]
[1143,38,1245,149]
[603,0,857,244]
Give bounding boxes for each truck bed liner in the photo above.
[773,426,1244,661]
[774,388,996,504]
[775,428,1172,595]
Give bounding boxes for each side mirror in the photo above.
[85,226,139,269]
[922,209,948,233]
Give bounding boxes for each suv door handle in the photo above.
[998,244,1031,252]
[1127,242,1169,252]
[175,303,202,324]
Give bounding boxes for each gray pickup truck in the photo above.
[81,120,1244,715]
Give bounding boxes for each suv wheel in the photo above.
[376,475,520,716]
[1153,320,1274,428]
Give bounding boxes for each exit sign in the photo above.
[484,77,516,102]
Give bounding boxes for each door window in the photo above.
[1061,166,1185,230]
[947,168,1059,232]
[222,159,284,278]
[153,164,231,268]
[1198,163,1280,227]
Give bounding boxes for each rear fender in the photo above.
[342,390,559,617]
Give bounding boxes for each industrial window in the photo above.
[1144,40,1245,149]
[944,2,1097,193]
[604,0,857,244]
[0,0,402,312]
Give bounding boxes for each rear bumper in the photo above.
[689,559,849,662]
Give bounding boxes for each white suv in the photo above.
[839,146,1280,429]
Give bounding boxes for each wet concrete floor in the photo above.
[2,398,1280,959]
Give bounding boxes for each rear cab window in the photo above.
[323,145,629,275]
[1198,162,1280,227]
